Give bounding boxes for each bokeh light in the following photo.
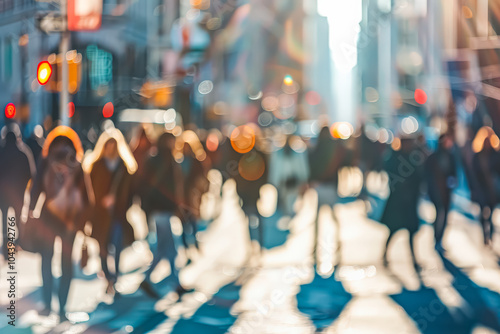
[68,102,75,118]
[103,102,114,118]
[230,125,256,154]
[206,132,220,152]
[37,61,52,85]
[238,152,266,181]
[4,103,16,119]
[414,88,427,105]
[330,122,354,140]
[305,91,321,106]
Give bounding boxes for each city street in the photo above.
[1,174,500,334]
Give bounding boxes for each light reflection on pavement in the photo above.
[1,170,500,333]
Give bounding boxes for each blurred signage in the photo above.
[36,12,65,33]
[68,0,103,31]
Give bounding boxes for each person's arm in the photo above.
[29,158,46,213]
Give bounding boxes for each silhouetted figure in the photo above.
[139,133,189,298]
[269,136,309,216]
[472,135,497,247]
[86,129,137,296]
[425,134,457,251]
[178,138,209,253]
[29,126,93,321]
[130,126,153,207]
[0,124,35,259]
[234,145,269,254]
[309,127,346,265]
[25,125,45,163]
[381,137,424,272]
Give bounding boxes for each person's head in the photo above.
[400,138,415,152]
[438,134,453,150]
[157,133,176,154]
[2,123,21,145]
[5,131,17,144]
[183,141,194,157]
[482,136,492,152]
[103,138,119,160]
[48,136,77,166]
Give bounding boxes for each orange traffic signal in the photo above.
[37,61,52,85]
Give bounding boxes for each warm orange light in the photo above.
[37,61,52,85]
[330,122,354,140]
[230,125,256,154]
[4,103,16,119]
[206,133,219,152]
[283,75,293,86]
[239,152,266,181]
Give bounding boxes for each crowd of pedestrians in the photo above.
[0,115,499,321]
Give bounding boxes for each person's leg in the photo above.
[58,231,76,319]
[40,235,55,313]
[434,206,446,246]
[144,213,170,280]
[481,206,493,246]
[409,231,420,272]
[1,205,8,258]
[98,237,111,281]
[111,222,124,281]
[163,215,180,286]
[383,231,394,266]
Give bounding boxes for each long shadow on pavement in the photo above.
[390,254,500,334]
[296,272,352,332]
[170,281,241,334]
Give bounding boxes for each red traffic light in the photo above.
[68,102,75,118]
[37,61,52,85]
[103,102,114,118]
[414,89,427,105]
[5,103,16,119]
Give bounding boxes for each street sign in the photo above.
[36,12,65,33]
[68,0,102,31]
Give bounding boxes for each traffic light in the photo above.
[103,102,114,118]
[4,103,16,119]
[414,89,427,105]
[37,61,52,85]
[140,81,173,107]
[41,52,82,94]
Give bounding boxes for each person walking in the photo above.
[381,136,425,273]
[139,132,190,298]
[0,123,35,259]
[84,128,137,296]
[425,134,457,251]
[29,126,93,321]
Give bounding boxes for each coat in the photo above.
[90,159,135,247]
[380,148,423,234]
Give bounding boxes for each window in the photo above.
[3,37,13,80]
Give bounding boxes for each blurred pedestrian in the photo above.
[139,132,190,298]
[0,123,35,259]
[309,126,346,265]
[25,124,44,163]
[231,127,269,255]
[381,136,425,273]
[178,131,210,256]
[84,128,138,296]
[471,127,499,248]
[130,125,153,206]
[269,135,309,217]
[425,134,457,251]
[28,126,93,321]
